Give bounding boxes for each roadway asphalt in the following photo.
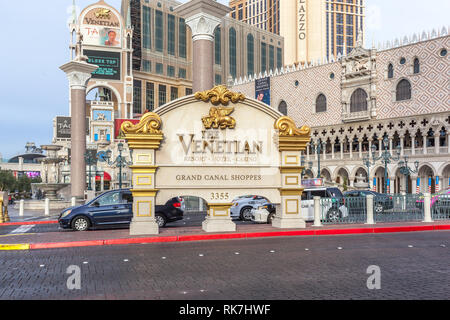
[0,231,448,300]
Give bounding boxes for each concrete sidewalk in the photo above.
[0,217,449,250]
[6,208,60,222]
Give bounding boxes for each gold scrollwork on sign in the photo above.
[275,116,311,137]
[121,112,162,135]
[195,85,245,106]
[202,107,236,129]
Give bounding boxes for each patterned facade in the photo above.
[231,30,450,194]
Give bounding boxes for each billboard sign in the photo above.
[255,77,271,106]
[81,7,122,48]
[56,117,90,139]
[84,50,121,80]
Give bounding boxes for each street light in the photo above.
[84,149,98,191]
[100,143,133,190]
[398,156,419,194]
[371,136,401,194]
[310,140,326,179]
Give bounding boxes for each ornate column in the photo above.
[368,139,373,159]
[411,135,416,155]
[176,0,231,93]
[273,117,311,229]
[358,139,363,159]
[422,134,428,155]
[121,113,164,235]
[60,59,98,201]
[349,140,353,159]
[378,138,383,157]
[389,137,393,155]
[340,142,344,159]
[331,142,335,159]
[434,133,440,154]
[399,135,405,156]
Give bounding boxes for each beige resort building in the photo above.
[231,28,450,194]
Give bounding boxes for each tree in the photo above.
[0,170,16,192]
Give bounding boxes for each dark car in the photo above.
[58,189,184,231]
[344,190,394,213]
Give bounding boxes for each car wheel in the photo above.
[374,204,384,214]
[155,213,167,228]
[267,212,275,224]
[240,207,253,221]
[326,209,341,222]
[72,216,90,231]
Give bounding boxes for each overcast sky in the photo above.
[0,0,448,159]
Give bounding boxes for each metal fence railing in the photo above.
[319,194,432,225]
[374,194,423,223]
[320,196,367,224]
[431,194,450,221]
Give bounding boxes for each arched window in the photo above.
[214,27,221,65]
[413,58,420,74]
[316,94,327,113]
[350,89,368,113]
[229,27,237,79]
[388,63,394,78]
[247,34,254,76]
[396,79,412,101]
[278,101,287,115]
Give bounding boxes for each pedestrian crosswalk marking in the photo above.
[9,225,35,234]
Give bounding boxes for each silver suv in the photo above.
[230,195,271,221]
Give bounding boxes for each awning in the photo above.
[96,172,111,181]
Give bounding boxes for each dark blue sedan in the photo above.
[58,189,184,231]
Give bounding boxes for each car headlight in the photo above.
[232,203,239,207]
[60,210,72,218]
[258,205,268,210]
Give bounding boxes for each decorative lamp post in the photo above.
[84,149,97,191]
[101,143,133,190]
[398,156,419,194]
[371,136,401,194]
[310,141,326,178]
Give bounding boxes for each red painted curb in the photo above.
[30,240,105,250]
[0,220,58,226]
[23,224,450,250]
[105,236,178,245]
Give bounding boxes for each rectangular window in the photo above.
[185,88,193,95]
[215,74,222,85]
[214,28,221,65]
[179,18,186,58]
[133,80,142,115]
[156,63,163,75]
[155,10,163,52]
[158,84,166,107]
[146,82,154,111]
[168,14,175,55]
[167,65,175,77]
[269,45,274,71]
[142,60,151,72]
[170,87,178,101]
[143,6,151,49]
[277,47,282,69]
[261,42,267,73]
[178,68,186,79]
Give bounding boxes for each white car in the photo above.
[251,187,349,224]
[230,195,271,221]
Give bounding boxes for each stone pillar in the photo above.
[203,203,236,232]
[365,194,375,225]
[313,196,322,227]
[389,137,393,155]
[176,0,231,93]
[411,136,416,155]
[368,139,373,159]
[349,141,353,159]
[411,176,417,194]
[423,134,428,154]
[273,118,310,229]
[378,138,383,157]
[434,134,440,154]
[448,133,450,154]
[358,140,363,159]
[340,142,344,159]
[306,144,311,161]
[331,143,335,159]
[60,61,98,201]
[121,113,164,235]
[400,136,405,156]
